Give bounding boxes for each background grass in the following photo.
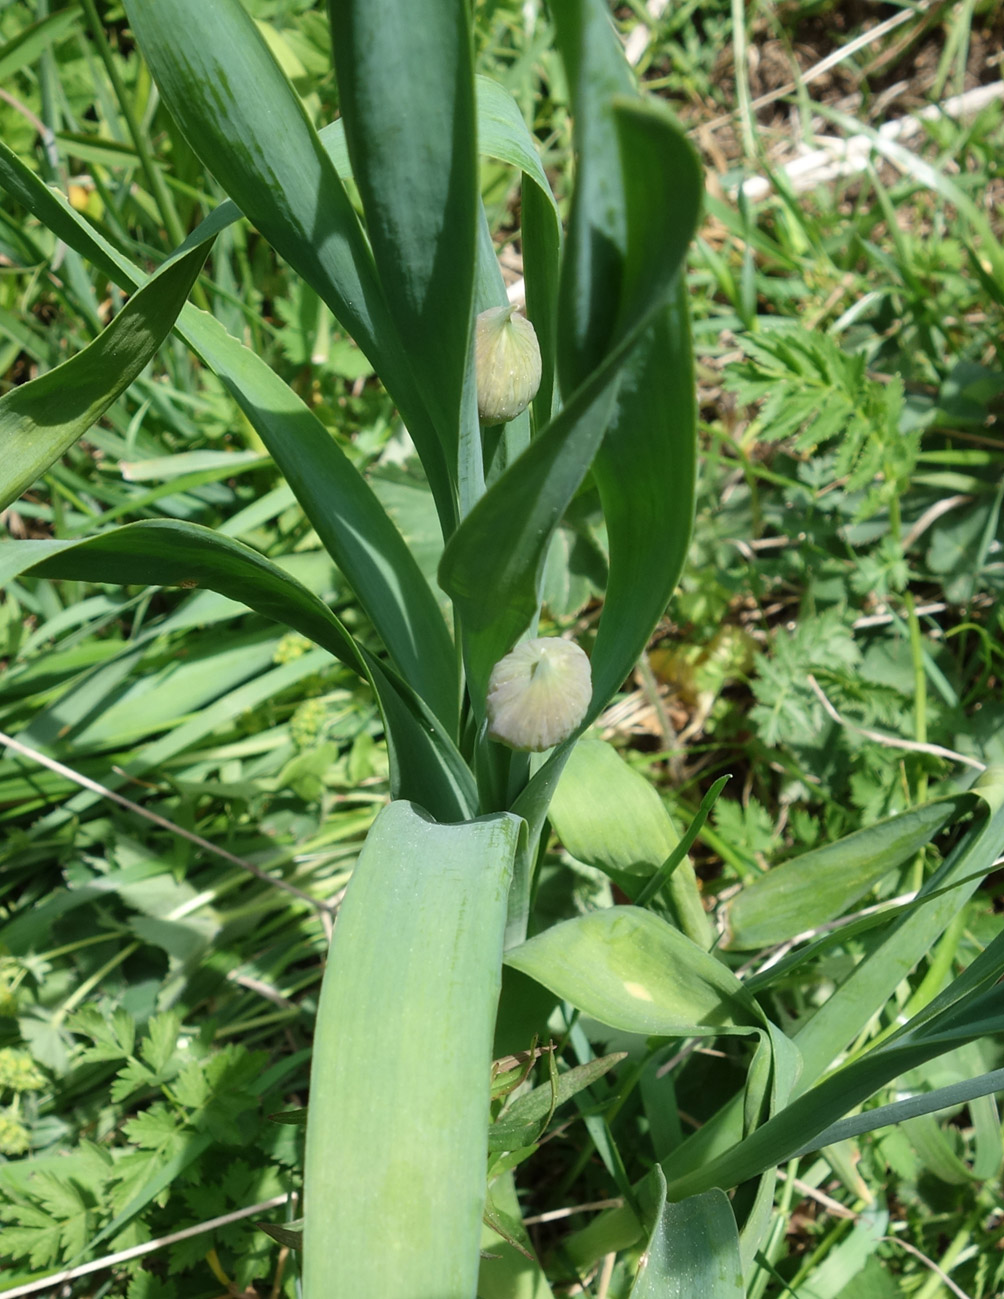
[1,0,1003,1296]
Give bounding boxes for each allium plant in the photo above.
[2,1,1003,1296]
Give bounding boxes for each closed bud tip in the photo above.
[486,637,592,752]
[475,305,542,425]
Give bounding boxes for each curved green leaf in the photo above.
[0,142,459,733]
[439,358,619,698]
[550,3,701,397]
[122,0,455,528]
[504,907,763,1037]
[304,801,520,1297]
[328,0,477,468]
[631,1176,744,1299]
[180,308,460,734]
[725,793,975,950]
[1,521,475,820]
[0,238,210,511]
[588,289,696,716]
[549,738,710,947]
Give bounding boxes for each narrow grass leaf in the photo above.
[2,521,474,819]
[304,801,520,1298]
[0,239,210,511]
[489,1052,626,1151]
[0,8,79,83]
[0,142,459,731]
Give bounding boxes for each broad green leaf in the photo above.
[504,907,762,1037]
[588,292,696,719]
[550,739,679,873]
[440,99,701,704]
[549,739,710,947]
[122,0,455,527]
[0,141,459,732]
[328,0,477,472]
[180,308,460,733]
[549,0,633,393]
[550,2,701,394]
[440,363,619,698]
[475,77,559,223]
[1,521,475,820]
[790,768,1004,1085]
[0,238,210,511]
[563,778,1004,1273]
[663,771,1004,1187]
[304,801,520,1298]
[725,792,975,949]
[631,1174,743,1299]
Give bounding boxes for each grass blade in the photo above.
[2,521,474,819]
[0,140,460,732]
[0,238,210,510]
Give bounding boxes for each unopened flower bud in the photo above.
[486,637,592,752]
[475,305,541,424]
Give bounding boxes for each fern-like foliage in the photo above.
[725,328,919,518]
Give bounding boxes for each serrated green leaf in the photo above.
[141,1013,181,1074]
[122,1103,186,1152]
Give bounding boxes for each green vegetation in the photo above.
[1,1,1002,1297]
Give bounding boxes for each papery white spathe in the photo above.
[474,305,542,425]
[486,637,592,752]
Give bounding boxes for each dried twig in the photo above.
[805,676,986,771]
[0,1194,297,1299]
[739,81,1004,200]
[700,3,934,134]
